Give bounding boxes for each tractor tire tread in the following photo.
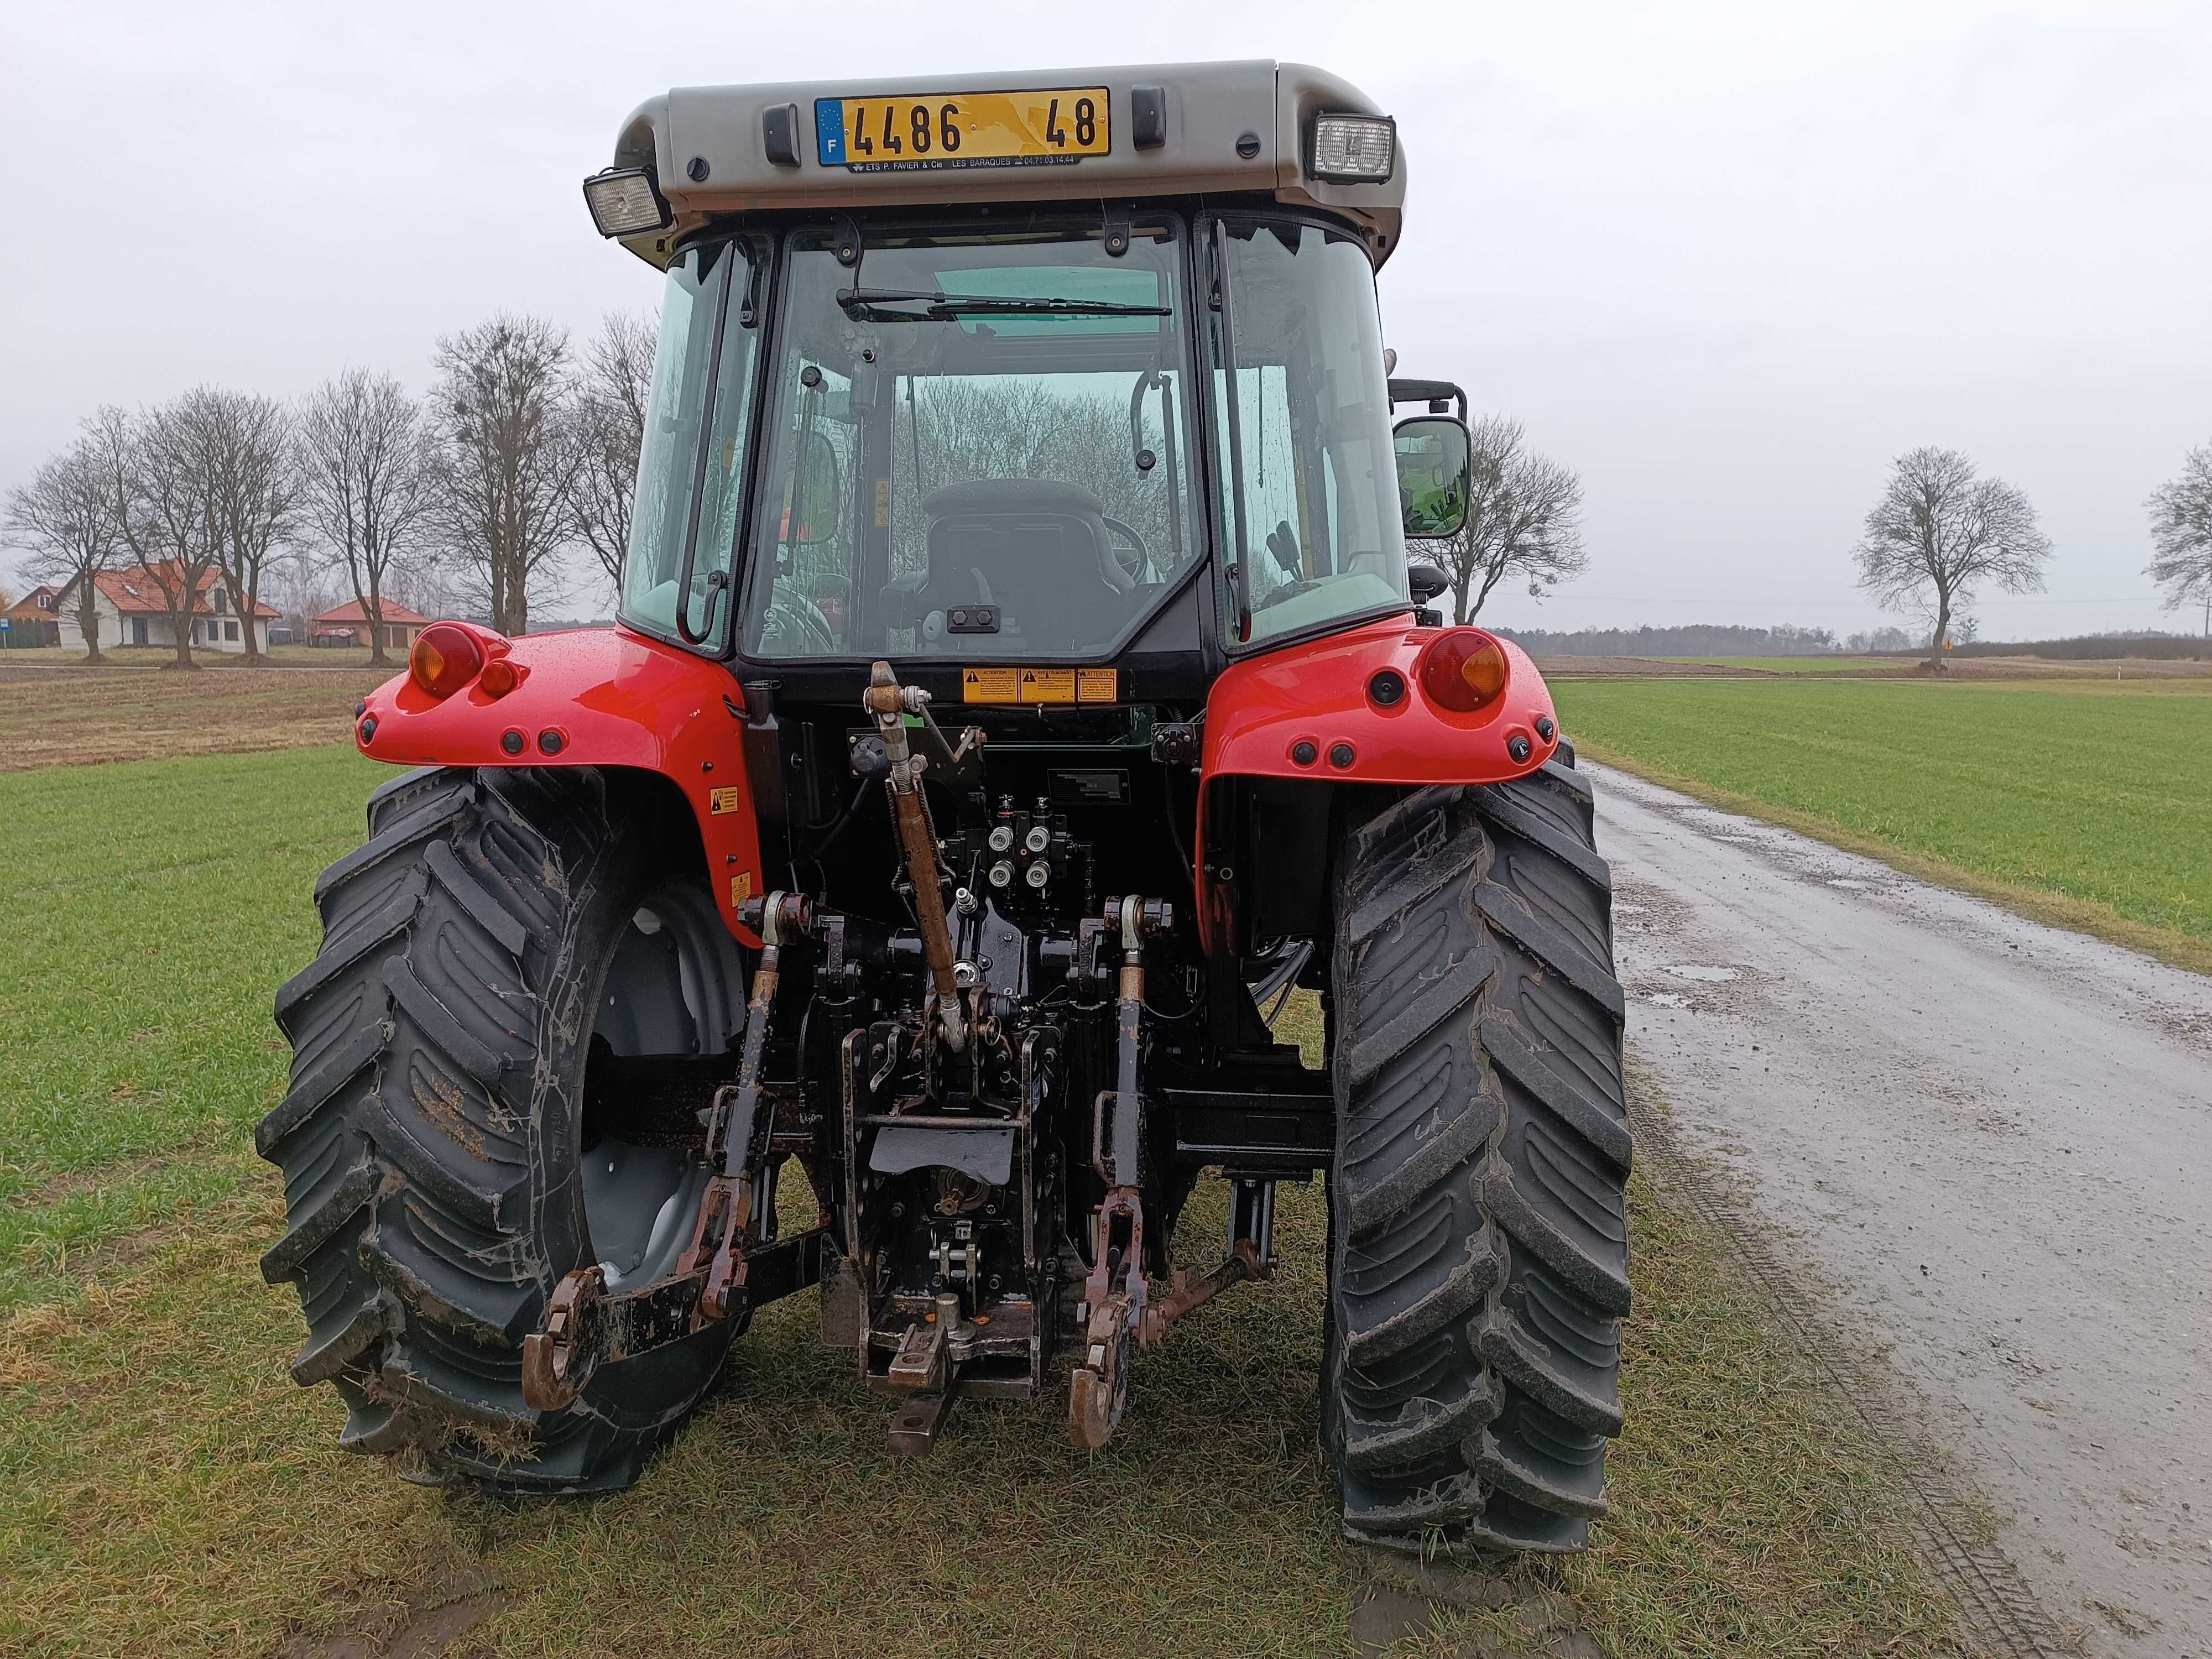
[258,764,729,1493]
[1327,763,1629,1558]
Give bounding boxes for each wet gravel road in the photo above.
[1588,763,2212,1657]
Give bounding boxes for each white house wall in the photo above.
[82,591,269,654]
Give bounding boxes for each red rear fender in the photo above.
[353,624,761,939]
[1193,615,1559,952]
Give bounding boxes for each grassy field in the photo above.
[1555,675,2212,971]
[0,745,1973,1657]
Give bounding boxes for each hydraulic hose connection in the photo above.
[865,662,967,1052]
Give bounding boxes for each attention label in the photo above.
[1020,668,1077,703]
[708,786,745,814]
[962,666,1119,704]
[962,666,1019,702]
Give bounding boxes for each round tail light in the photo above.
[409,623,486,700]
[479,658,521,698]
[1418,629,1510,713]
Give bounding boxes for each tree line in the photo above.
[1845,442,2212,665]
[1402,425,2212,663]
[1500,623,1853,658]
[1,313,652,668]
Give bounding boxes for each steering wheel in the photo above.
[1102,516,1152,583]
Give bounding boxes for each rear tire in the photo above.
[258,765,745,1491]
[1325,762,1630,1555]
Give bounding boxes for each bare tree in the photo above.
[200,390,298,663]
[85,400,223,669]
[1853,447,2052,669]
[2146,441,2212,652]
[2,434,124,661]
[1421,416,1587,624]
[568,313,656,589]
[298,371,433,667]
[429,315,576,635]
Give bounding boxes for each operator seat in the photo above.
[883,479,1134,651]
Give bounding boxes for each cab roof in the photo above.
[602,61,1406,268]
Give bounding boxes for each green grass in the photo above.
[0,748,1971,1657]
[0,748,380,1307]
[1554,676,2212,964]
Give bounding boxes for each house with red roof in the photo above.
[56,563,280,654]
[1,583,65,648]
[309,597,432,652]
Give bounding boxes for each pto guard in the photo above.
[1192,615,1559,953]
[354,623,762,941]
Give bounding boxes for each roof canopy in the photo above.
[604,61,1406,269]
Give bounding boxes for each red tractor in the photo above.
[259,62,1629,1558]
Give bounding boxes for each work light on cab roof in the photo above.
[262,60,1630,1573]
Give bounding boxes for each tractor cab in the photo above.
[593,64,1451,692]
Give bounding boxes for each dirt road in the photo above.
[1589,763,2212,1657]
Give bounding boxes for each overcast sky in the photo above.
[4,0,2208,638]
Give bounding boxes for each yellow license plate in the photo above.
[815,88,1110,172]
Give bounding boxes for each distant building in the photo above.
[309,597,432,652]
[55,564,278,654]
[0,583,65,647]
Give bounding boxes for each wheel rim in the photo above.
[581,879,743,1293]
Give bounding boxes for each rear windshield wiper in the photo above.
[836,286,1168,320]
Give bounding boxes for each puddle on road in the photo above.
[1644,991,1691,1009]
[1661,964,1742,983]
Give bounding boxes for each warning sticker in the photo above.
[1076,667,1118,703]
[729,870,754,907]
[874,478,891,528]
[962,666,1020,703]
[1019,668,1077,703]
[708,785,745,814]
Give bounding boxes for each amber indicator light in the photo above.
[410,623,486,700]
[1417,629,1509,713]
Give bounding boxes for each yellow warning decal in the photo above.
[1020,668,1077,703]
[730,870,754,907]
[1076,667,1118,703]
[962,666,1020,702]
[708,785,745,814]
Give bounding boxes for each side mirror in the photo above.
[1394,415,1469,539]
[1407,561,1449,603]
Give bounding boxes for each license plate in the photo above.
[815,88,1110,173]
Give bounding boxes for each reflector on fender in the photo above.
[410,623,487,700]
[1417,629,1509,712]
